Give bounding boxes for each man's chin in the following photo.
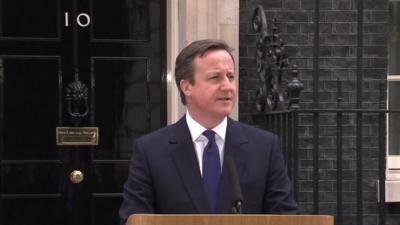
[215,109,233,117]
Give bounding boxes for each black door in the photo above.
[0,1,166,225]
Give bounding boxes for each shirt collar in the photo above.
[186,111,227,142]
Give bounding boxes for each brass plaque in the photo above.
[56,127,98,146]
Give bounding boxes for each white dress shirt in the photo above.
[185,112,227,176]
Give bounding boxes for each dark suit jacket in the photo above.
[119,116,298,224]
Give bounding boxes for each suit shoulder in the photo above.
[229,119,278,139]
[136,123,177,144]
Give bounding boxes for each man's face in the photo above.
[180,49,236,124]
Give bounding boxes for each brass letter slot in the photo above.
[56,127,98,146]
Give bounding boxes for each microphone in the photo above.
[225,156,243,214]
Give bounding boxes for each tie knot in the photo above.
[203,130,216,142]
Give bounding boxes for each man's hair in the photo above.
[174,39,234,105]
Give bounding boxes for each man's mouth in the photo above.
[217,97,231,101]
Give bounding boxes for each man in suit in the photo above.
[119,39,298,224]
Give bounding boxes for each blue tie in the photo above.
[202,130,221,213]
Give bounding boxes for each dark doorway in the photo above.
[0,0,166,225]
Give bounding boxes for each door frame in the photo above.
[166,0,239,124]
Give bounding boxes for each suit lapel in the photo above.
[169,117,209,213]
[224,119,249,177]
[169,117,249,213]
[216,118,249,213]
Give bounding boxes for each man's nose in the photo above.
[220,77,235,90]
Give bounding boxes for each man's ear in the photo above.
[180,79,192,97]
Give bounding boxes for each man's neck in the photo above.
[186,110,226,129]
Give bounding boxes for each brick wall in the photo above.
[239,0,398,224]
